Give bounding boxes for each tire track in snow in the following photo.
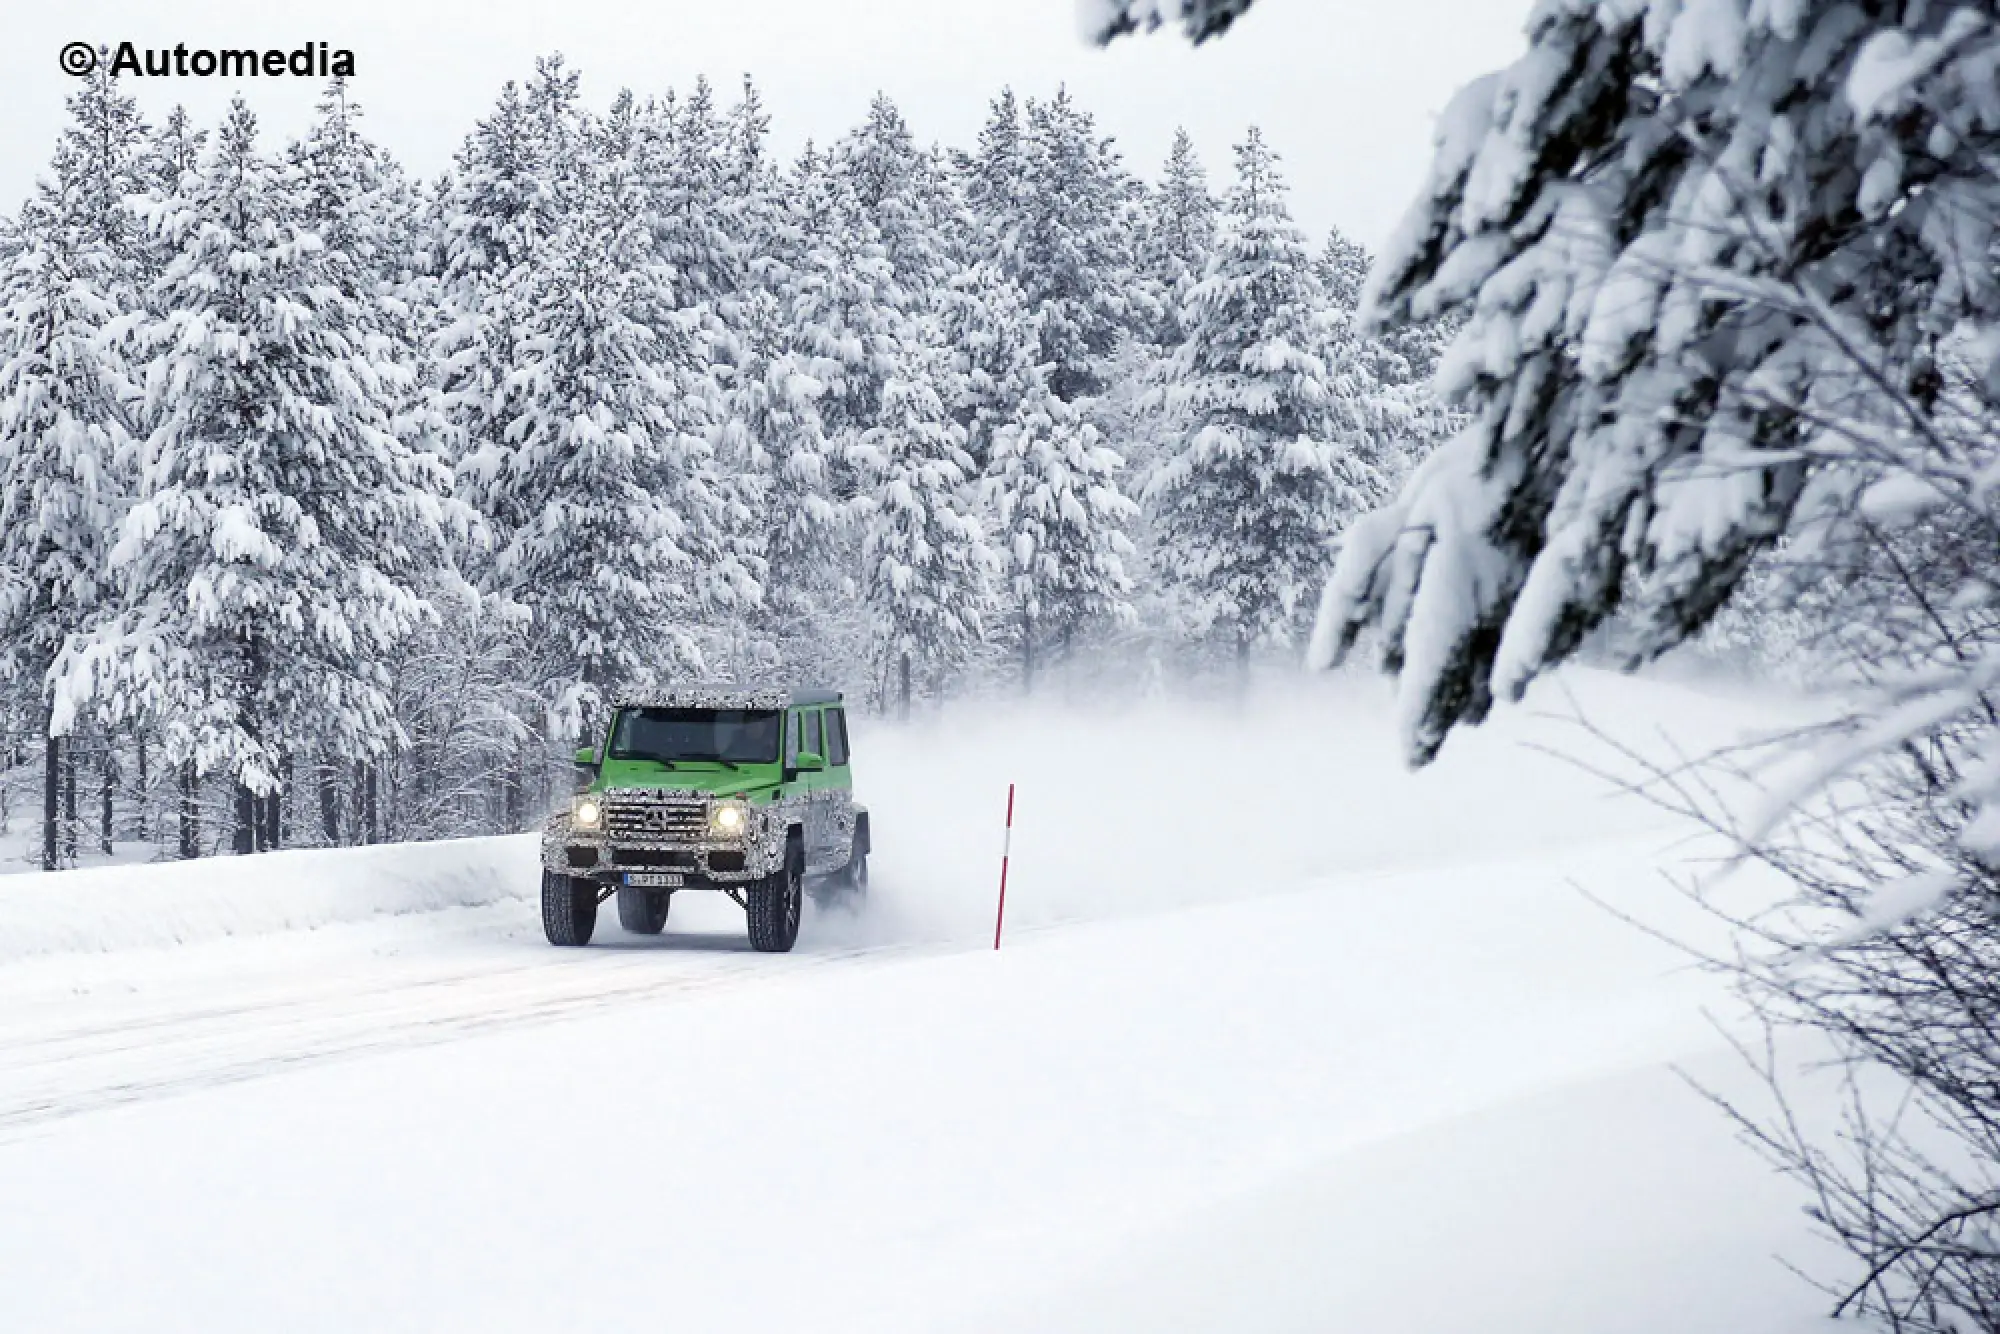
[0,934,939,1140]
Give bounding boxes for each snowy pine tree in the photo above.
[771,144,902,442]
[988,384,1136,689]
[643,77,742,310]
[851,346,993,717]
[436,60,586,574]
[0,124,140,868]
[55,99,454,855]
[1148,128,1384,661]
[481,103,729,734]
[935,260,1044,471]
[1012,89,1141,401]
[964,89,1028,263]
[1142,128,1216,346]
[836,94,962,301]
[1313,227,1369,315]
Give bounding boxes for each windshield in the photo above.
[608,708,783,765]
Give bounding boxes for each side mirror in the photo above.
[795,750,826,772]
[573,747,598,769]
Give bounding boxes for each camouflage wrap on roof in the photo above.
[612,686,791,711]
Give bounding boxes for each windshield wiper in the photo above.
[613,752,680,769]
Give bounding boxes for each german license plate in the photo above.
[625,872,685,888]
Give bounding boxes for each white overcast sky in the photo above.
[3,0,1525,250]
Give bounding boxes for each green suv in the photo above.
[540,686,869,952]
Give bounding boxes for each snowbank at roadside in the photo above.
[0,663,1797,968]
[0,833,536,965]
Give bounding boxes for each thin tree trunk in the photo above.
[319,759,339,846]
[178,762,199,860]
[363,764,379,845]
[1022,609,1036,696]
[234,782,255,855]
[62,748,77,862]
[263,755,287,851]
[135,734,149,843]
[899,652,913,723]
[41,729,58,873]
[353,760,367,846]
[99,749,114,856]
[504,743,524,834]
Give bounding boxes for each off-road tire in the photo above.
[617,886,671,935]
[748,836,804,953]
[832,828,869,900]
[542,869,597,947]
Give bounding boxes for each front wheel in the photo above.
[542,870,597,947]
[747,840,803,953]
[617,886,671,935]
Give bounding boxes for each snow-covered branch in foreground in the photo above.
[1077,0,1257,45]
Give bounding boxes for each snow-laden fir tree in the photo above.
[935,260,1044,471]
[55,99,455,855]
[836,94,964,301]
[641,78,741,310]
[294,79,478,841]
[963,89,1028,262]
[1142,128,1215,346]
[1012,89,1142,401]
[712,280,836,675]
[1313,227,1368,315]
[479,101,734,736]
[933,255,1135,681]
[770,144,903,443]
[1315,224,1458,462]
[1308,2,2000,766]
[722,75,774,201]
[851,344,994,718]
[987,383,1137,689]
[140,106,205,201]
[0,97,144,868]
[1148,127,1385,663]
[434,60,587,582]
[48,68,150,267]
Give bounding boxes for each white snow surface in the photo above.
[0,668,1843,1332]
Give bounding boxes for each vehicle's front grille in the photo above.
[602,796,707,842]
[611,848,695,868]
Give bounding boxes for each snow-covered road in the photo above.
[0,671,1840,1332]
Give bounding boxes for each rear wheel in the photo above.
[838,813,870,899]
[616,886,671,935]
[748,837,803,953]
[541,870,597,947]
[836,833,868,899]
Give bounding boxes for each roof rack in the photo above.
[610,685,843,710]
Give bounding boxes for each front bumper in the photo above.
[540,821,780,886]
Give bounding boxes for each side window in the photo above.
[826,708,849,767]
[802,709,822,759]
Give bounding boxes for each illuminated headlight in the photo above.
[709,801,749,838]
[572,797,603,830]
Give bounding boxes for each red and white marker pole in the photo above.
[993,782,1015,950]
